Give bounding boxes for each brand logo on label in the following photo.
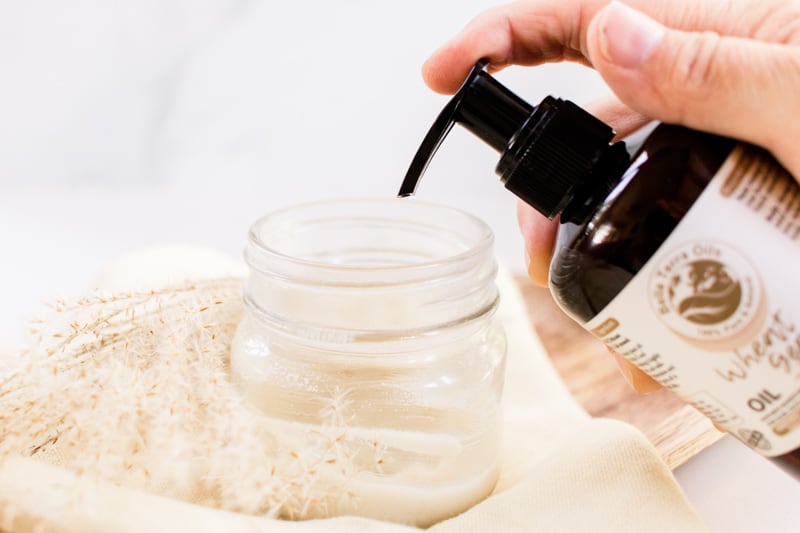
[649,241,763,346]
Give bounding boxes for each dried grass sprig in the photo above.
[0,277,373,520]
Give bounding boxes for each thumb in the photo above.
[586,1,800,177]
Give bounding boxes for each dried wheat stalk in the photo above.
[0,278,364,520]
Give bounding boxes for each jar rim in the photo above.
[247,197,494,274]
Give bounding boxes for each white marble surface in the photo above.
[1,1,799,531]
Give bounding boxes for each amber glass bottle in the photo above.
[402,60,800,473]
[550,124,800,476]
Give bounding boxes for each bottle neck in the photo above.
[557,142,631,225]
[494,97,630,221]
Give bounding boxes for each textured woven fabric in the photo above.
[0,247,707,532]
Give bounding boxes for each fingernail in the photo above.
[609,347,635,386]
[524,248,551,286]
[597,1,665,69]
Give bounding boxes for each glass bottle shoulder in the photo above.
[549,125,735,323]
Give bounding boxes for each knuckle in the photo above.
[755,1,800,44]
[660,31,722,119]
[775,16,800,44]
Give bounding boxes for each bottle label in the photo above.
[584,144,800,456]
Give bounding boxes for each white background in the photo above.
[1,1,799,530]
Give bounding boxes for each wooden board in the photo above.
[515,275,724,470]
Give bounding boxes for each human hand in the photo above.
[423,0,800,393]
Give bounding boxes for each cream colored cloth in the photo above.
[0,247,707,533]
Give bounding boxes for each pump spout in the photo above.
[397,96,458,197]
[398,59,532,197]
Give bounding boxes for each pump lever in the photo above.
[398,59,491,197]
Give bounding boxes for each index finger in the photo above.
[421,0,759,94]
[422,0,604,93]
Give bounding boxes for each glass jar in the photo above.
[231,198,506,526]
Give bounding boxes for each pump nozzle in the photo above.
[400,60,631,222]
[399,59,532,197]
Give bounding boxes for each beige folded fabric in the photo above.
[0,247,707,533]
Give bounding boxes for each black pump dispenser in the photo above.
[400,59,631,222]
